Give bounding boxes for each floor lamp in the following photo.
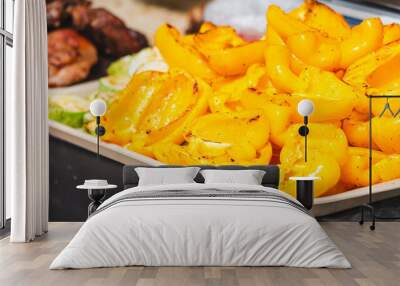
[297,99,314,162]
[289,99,318,210]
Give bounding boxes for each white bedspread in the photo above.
[50,183,350,269]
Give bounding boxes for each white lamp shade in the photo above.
[90,99,107,117]
[297,99,314,117]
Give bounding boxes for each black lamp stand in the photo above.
[298,116,310,162]
[95,116,106,160]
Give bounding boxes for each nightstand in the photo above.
[289,177,320,210]
[77,180,117,217]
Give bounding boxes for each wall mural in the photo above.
[47,0,400,214]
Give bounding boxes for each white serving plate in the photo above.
[49,83,400,216]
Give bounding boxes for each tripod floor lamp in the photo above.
[360,94,400,231]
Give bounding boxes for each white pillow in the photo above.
[135,167,200,186]
[200,169,266,185]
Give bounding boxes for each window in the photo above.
[1,0,14,230]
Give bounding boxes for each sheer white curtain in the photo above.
[8,0,49,242]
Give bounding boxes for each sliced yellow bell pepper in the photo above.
[375,154,400,182]
[366,53,400,92]
[267,5,311,40]
[239,90,292,147]
[290,53,308,75]
[153,141,273,166]
[199,22,218,33]
[104,70,211,156]
[154,24,217,80]
[290,67,357,122]
[340,18,383,69]
[194,26,246,51]
[372,117,400,154]
[102,71,165,146]
[344,40,400,91]
[265,45,306,93]
[341,147,400,187]
[152,142,196,165]
[152,110,272,165]
[282,123,348,166]
[342,111,372,149]
[289,1,351,40]
[343,40,400,113]
[383,23,400,45]
[287,31,341,71]
[188,110,270,151]
[264,26,308,75]
[216,64,266,95]
[141,74,211,147]
[265,26,286,46]
[194,26,266,76]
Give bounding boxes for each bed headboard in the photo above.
[123,165,280,189]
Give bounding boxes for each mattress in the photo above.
[50,183,351,269]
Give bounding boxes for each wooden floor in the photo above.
[0,222,399,286]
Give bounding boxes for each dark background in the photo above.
[49,136,123,221]
[49,136,400,222]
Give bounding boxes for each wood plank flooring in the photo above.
[0,222,399,286]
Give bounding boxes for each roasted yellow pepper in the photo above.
[383,24,400,45]
[104,70,211,158]
[265,53,357,121]
[239,90,292,147]
[188,110,270,151]
[290,67,357,122]
[152,110,272,165]
[100,2,400,198]
[154,24,217,80]
[265,26,308,75]
[344,41,400,91]
[287,31,341,71]
[267,5,311,40]
[341,147,400,187]
[102,71,165,146]
[372,117,400,154]
[208,64,268,112]
[265,45,306,93]
[265,26,286,46]
[287,1,351,71]
[153,141,273,166]
[340,18,383,69]
[367,53,400,95]
[282,123,348,166]
[342,112,371,149]
[274,3,382,70]
[194,26,266,76]
[289,0,351,40]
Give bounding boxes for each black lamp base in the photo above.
[359,203,376,231]
[296,180,314,210]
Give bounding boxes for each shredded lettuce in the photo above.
[107,55,134,77]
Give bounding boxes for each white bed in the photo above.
[50,182,350,269]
